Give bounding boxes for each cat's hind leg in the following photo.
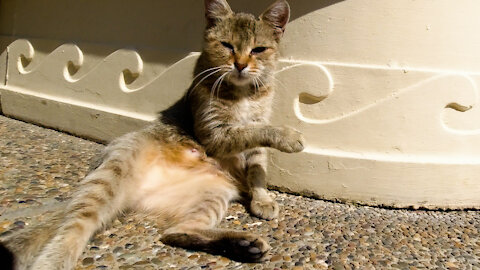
[159,172,270,262]
[31,157,129,270]
[162,227,270,262]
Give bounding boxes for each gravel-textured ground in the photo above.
[1,115,479,270]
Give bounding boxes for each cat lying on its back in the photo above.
[1,0,304,268]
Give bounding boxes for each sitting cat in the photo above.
[1,0,304,269]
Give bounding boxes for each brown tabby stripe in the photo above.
[84,194,107,206]
[62,222,85,233]
[78,211,98,220]
[87,179,115,198]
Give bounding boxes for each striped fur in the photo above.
[1,0,304,268]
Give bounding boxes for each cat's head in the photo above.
[198,0,290,87]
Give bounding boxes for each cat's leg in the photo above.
[244,148,279,220]
[162,227,270,262]
[197,124,305,157]
[31,161,127,270]
[160,177,270,262]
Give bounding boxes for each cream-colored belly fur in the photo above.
[130,144,238,221]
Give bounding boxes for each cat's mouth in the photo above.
[229,71,251,85]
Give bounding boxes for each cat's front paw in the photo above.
[274,126,305,153]
[250,198,279,220]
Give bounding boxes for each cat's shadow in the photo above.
[3,0,344,65]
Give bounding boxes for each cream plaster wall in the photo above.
[1,0,479,209]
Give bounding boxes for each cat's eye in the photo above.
[221,42,234,52]
[251,47,267,54]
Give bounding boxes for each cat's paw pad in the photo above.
[276,126,305,153]
[223,234,270,262]
[250,199,279,220]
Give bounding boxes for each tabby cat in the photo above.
[1,0,304,268]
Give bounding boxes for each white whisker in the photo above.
[193,67,220,81]
[192,65,230,82]
[209,71,229,106]
[191,68,224,93]
[211,73,223,98]
[257,77,267,89]
[188,65,232,98]
[216,72,228,99]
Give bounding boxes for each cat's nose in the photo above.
[234,62,248,72]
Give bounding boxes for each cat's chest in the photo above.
[231,98,270,124]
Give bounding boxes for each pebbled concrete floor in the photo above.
[0,115,479,270]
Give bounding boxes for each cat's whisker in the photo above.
[215,72,229,100]
[191,68,224,95]
[257,77,267,90]
[249,68,263,77]
[192,66,222,82]
[188,65,231,98]
[210,72,223,98]
[209,71,229,107]
[209,74,222,106]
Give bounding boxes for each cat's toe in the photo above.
[288,133,305,153]
[250,199,279,220]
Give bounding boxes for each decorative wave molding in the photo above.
[4,39,199,121]
[274,60,480,163]
[2,38,480,209]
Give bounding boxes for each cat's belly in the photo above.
[129,144,238,216]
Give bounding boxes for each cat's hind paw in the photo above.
[220,233,271,262]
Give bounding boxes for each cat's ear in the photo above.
[260,0,290,39]
[204,0,233,28]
